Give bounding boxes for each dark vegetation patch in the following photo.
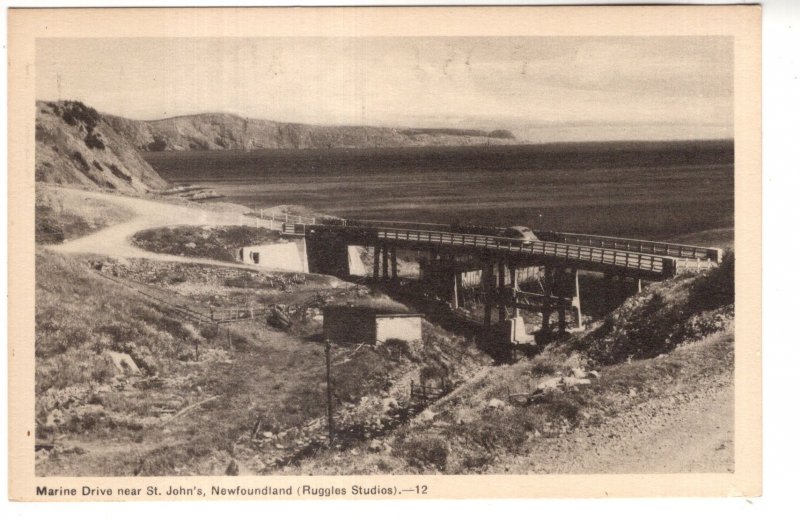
[147,135,168,152]
[84,131,106,150]
[579,254,735,365]
[50,100,102,130]
[70,151,90,174]
[132,225,282,262]
[108,163,132,183]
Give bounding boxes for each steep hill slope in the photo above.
[105,112,517,151]
[289,258,736,475]
[35,101,168,194]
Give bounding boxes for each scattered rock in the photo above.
[368,439,383,452]
[536,377,562,391]
[419,409,436,421]
[570,367,587,379]
[588,370,601,379]
[185,242,196,249]
[105,351,142,376]
[487,398,506,410]
[562,376,591,387]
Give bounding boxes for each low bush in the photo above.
[394,434,449,471]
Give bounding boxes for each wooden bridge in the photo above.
[281,218,722,345]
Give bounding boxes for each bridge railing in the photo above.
[534,230,723,263]
[377,228,678,276]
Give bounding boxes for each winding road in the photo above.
[49,187,283,268]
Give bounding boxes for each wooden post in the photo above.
[573,269,583,329]
[373,245,380,281]
[325,341,334,444]
[382,243,389,280]
[542,267,552,333]
[498,260,507,322]
[482,259,494,327]
[558,305,567,333]
[390,245,398,280]
[510,264,520,318]
[636,277,643,293]
[452,271,460,309]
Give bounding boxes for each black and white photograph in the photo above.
[7,5,762,499]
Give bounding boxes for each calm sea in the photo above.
[143,140,734,241]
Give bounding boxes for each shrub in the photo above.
[55,100,101,130]
[71,151,90,174]
[147,136,168,152]
[395,435,449,471]
[108,164,132,183]
[84,131,106,150]
[690,251,735,311]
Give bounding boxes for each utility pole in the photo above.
[324,341,335,445]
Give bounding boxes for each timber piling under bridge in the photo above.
[278,217,723,344]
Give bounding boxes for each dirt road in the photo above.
[501,376,734,474]
[49,187,282,268]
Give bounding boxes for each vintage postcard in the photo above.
[8,6,761,500]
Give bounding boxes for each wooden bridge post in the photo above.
[498,259,507,322]
[541,266,553,334]
[452,271,461,310]
[572,268,583,329]
[390,245,398,280]
[482,259,494,327]
[373,244,381,281]
[381,243,389,280]
[509,264,520,318]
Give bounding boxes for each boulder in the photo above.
[105,351,142,376]
[562,376,591,387]
[536,377,562,391]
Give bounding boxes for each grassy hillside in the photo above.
[287,260,735,475]
[35,186,136,245]
[105,111,517,151]
[36,101,168,193]
[35,250,490,476]
[131,225,282,262]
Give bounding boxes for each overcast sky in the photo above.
[36,37,733,142]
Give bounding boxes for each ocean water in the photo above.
[143,140,734,240]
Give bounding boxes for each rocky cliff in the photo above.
[35,99,517,194]
[35,101,168,194]
[105,112,517,152]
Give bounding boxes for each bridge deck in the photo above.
[374,228,676,277]
[285,220,722,278]
[535,230,723,262]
